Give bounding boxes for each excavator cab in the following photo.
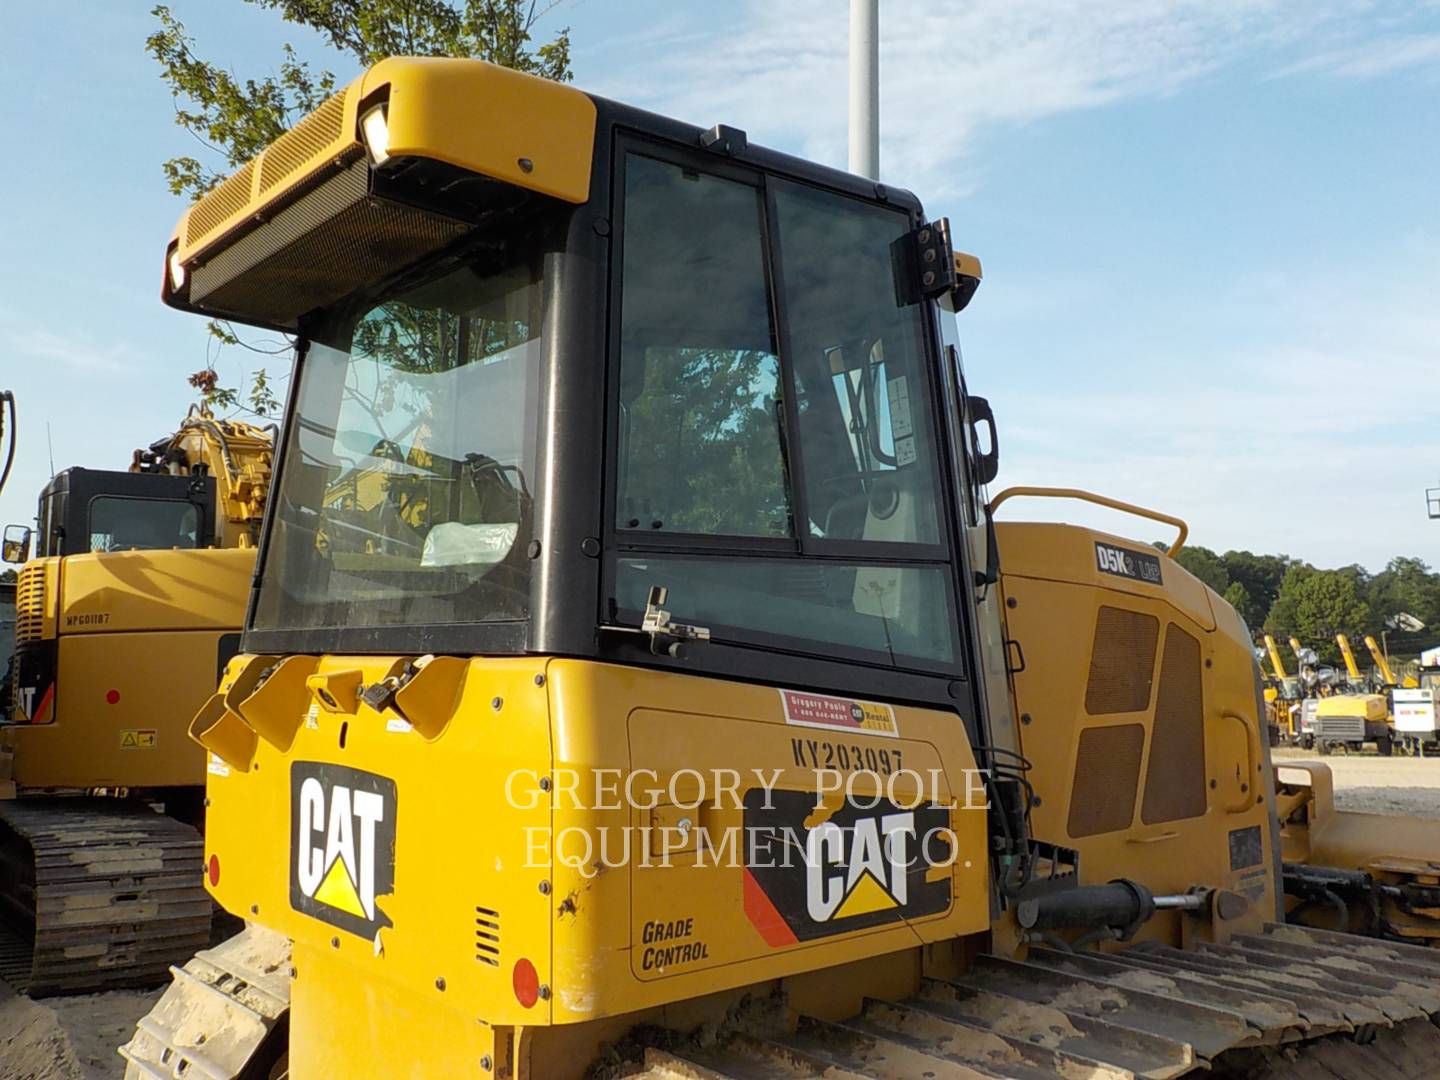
[27,466,215,556]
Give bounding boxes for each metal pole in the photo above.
[848,0,879,179]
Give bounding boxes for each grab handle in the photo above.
[989,486,1188,557]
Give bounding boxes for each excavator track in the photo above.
[620,924,1440,1080]
[0,798,211,995]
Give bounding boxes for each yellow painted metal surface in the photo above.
[545,661,989,1022]
[997,521,1278,940]
[173,57,597,272]
[1336,634,1363,682]
[200,654,989,1073]
[364,57,596,204]
[5,547,250,788]
[1277,761,1440,942]
[143,414,273,547]
[1263,634,1288,681]
[1315,694,1388,722]
[8,629,219,787]
[55,547,252,633]
[995,520,1216,632]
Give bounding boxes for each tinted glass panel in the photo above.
[254,256,543,631]
[772,183,943,546]
[615,155,792,538]
[617,556,955,666]
[87,497,199,552]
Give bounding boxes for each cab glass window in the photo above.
[253,252,545,632]
[615,156,791,539]
[87,497,200,552]
[612,150,959,671]
[772,181,943,548]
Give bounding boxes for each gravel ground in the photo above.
[1273,746,1440,820]
[0,982,160,1080]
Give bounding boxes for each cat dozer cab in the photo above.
[0,411,272,993]
[126,58,1440,1079]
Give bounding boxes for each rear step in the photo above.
[626,924,1440,1079]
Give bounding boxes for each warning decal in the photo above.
[120,729,158,750]
[779,689,898,738]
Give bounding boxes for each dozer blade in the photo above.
[613,923,1440,1079]
[120,924,290,1080]
[0,798,211,995]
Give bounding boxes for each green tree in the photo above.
[1221,549,1290,627]
[0,568,16,584]
[1366,555,1440,655]
[1265,565,1372,667]
[1173,544,1229,594]
[1222,581,1261,629]
[148,0,572,413]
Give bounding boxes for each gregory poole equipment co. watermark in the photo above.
[505,766,990,879]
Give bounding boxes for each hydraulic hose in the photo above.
[0,391,15,499]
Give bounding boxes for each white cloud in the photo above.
[979,244,1440,570]
[582,0,1424,198]
[1277,33,1440,79]
[1,323,138,375]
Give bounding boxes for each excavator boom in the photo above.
[1364,634,1399,687]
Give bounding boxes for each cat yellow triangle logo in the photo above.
[314,855,366,919]
[834,871,898,919]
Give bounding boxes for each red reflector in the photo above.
[105,689,120,705]
[512,958,539,1008]
[207,854,220,887]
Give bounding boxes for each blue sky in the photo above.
[2,1,1438,571]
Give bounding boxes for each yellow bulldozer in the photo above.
[122,58,1440,1079]
[0,405,272,993]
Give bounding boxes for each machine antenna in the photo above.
[46,420,55,478]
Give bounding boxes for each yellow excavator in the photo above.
[1335,633,1366,690]
[0,408,272,993]
[124,58,1440,1079]
[1259,633,1301,743]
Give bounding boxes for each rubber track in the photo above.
[624,924,1440,1079]
[0,798,211,996]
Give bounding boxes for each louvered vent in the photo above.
[1067,723,1145,838]
[1141,624,1208,824]
[258,90,349,194]
[1084,606,1160,715]
[475,906,500,967]
[186,160,257,247]
[15,563,45,643]
[189,160,470,327]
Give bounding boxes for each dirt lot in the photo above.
[0,980,159,1080]
[1273,746,1440,819]
[2,752,1438,1079]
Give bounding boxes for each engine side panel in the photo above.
[997,521,1280,938]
